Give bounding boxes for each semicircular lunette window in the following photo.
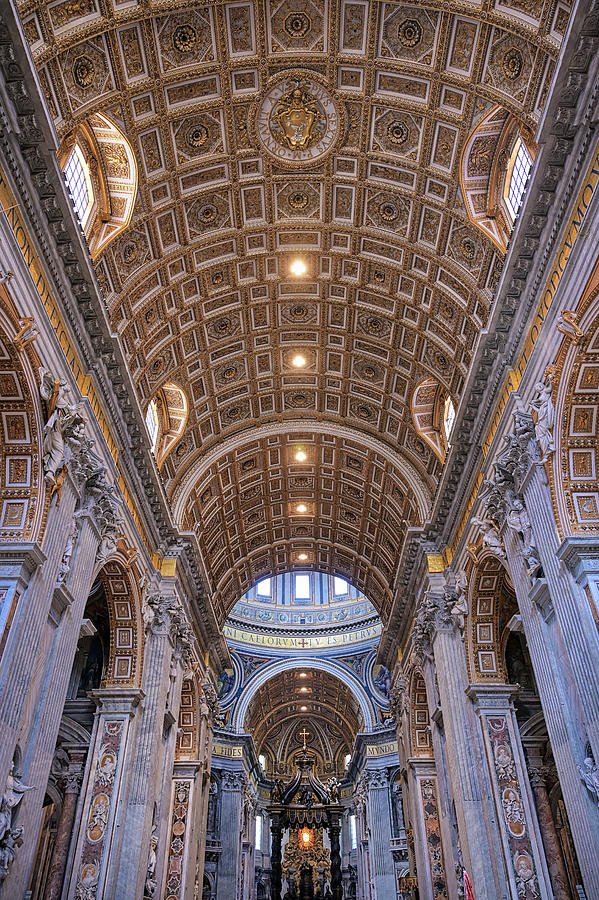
[411,378,455,463]
[145,383,188,468]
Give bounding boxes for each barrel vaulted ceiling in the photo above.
[245,668,363,768]
[19,0,570,624]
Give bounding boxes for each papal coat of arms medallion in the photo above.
[253,72,343,167]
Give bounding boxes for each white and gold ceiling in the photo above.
[18,0,570,625]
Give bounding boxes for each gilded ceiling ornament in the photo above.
[288,191,310,210]
[379,202,399,223]
[272,87,324,152]
[503,48,523,80]
[397,19,422,48]
[172,24,198,53]
[284,12,311,37]
[254,72,343,167]
[186,124,208,149]
[387,120,408,145]
[72,54,95,88]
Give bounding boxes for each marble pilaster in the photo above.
[65,688,143,900]
[362,768,396,898]
[479,413,599,892]
[405,758,439,900]
[467,684,553,900]
[110,590,184,899]
[425,592,508,898]
[499,522,599,895]
[215,770,246,900]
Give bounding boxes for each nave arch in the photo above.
[232,656,377,734]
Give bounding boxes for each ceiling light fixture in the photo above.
[298,552,308,561]
[290,258,307,277]
[296,504,307,513]
[299,672,307,678]
[292,354,306,368]
[300,705,307,711]
[299,686,308,693]
[295,449,307,462]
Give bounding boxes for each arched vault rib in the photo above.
[172,421,433,523]
[236,660,373,736]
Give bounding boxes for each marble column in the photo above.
[329,814,343,900]
[484,412,599,894]
[467,685,552,900]
[215,770,246,900]
[362,769,396,898]
[524,741,572,900]
[418,663,460,900]
[1,459,123,897]
[499,512,599,895]
[407,761,449,900]
[270,812,283,900]
[42,747,86,900]
[193,681,217,897]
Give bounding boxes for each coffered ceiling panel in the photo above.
[245,668,363,756]
[19,0,570,622]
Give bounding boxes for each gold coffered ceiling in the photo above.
[245,669,363,769]
[19,0,570,623]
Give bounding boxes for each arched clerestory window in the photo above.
[58,113,137,260]
[145,383,188,468]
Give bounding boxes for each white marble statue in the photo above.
[0,765,34,883]
[472,516,506,559]
[39,368,86,485]
[529,373,555,463]
[450,570,469,632]
[578,757,599,806]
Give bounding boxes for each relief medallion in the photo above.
[253,72,343,167]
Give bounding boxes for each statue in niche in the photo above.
[144,827,158,898]
[449,570,468,633]
[529,371,555,463]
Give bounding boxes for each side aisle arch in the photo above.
[552,269,599,540]
[465,552,517,683]
[0,285,47,544]
[408,667,433,758]
[97,558,145,688]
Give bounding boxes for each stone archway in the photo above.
[0,287,46,547]
[96,557,145,688]
[232,656,377,733]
